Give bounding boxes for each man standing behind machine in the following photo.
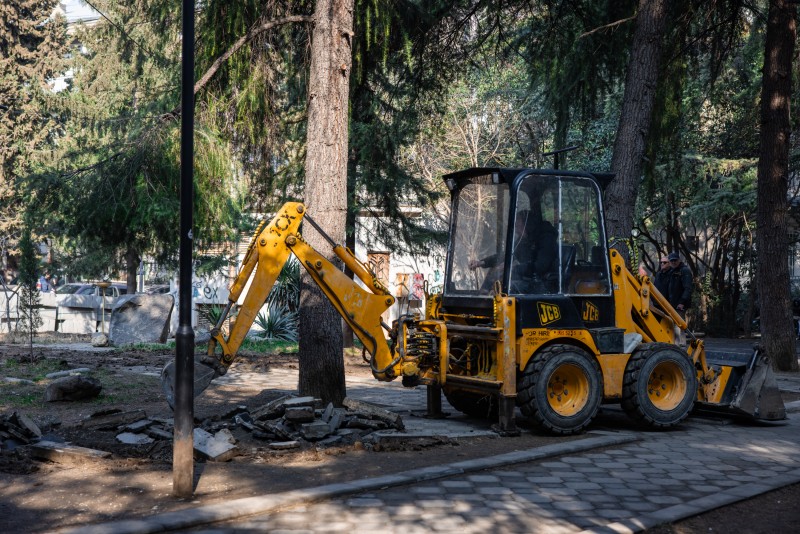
[666,252,693,317]
[653,255,671,298]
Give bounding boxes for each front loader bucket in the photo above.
[701,348,786,421]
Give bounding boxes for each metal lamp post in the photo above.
[96,280,111,335]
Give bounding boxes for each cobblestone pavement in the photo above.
[186,412,800,534]
[69,338,800,534]
[195,338,800,534]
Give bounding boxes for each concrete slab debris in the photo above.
[3,377,35,385]
[82,410,148,430]
[342,397,404,430]
[12,412,42,438]
[284,406,315,422]
[282,396,317,408]
[45,368,91,379]
[116,432,154,445]
[31,440,112,464]
[269,441,300,450]
[300,421,331,440]
[250,395,291,420]
[193,428,238,462]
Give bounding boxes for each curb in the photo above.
[57,431,638,534]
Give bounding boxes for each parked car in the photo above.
[56,283,127,298]
[144,284,171,295]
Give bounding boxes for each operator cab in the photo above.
[442,168,614,329]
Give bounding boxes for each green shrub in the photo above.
[254,303,298,341]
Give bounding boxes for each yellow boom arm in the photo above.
[206,202,402,381]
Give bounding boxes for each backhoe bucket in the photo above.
[702,348,786,421]
[160,358,218,410]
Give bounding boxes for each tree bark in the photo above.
[605,0,669,252]
[756,0,797,372]
[298,0,354,405]
[125,245,140,295]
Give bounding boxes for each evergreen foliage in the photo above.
[24,1,245,284]
[0,0,67,266]
[16,220,42,359]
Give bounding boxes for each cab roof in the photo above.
[441,167,615,190]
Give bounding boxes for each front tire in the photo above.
[621,343,697,428]
[517,344,602,435]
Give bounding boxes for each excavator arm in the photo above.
[205,201,404,380]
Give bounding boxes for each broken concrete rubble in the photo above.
[2,395,407,467]
[31,440,112,464]
[44,368,91,379]
[0,412,43,450]
[81,409,147,430]
[193,428,238,462]
[116,432,154,445]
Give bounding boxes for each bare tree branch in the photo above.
[160,15,313,122]
[578,14,637,39]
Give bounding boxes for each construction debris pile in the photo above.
[1,411,44,450]
[2,395,407,464]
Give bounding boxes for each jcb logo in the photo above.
[582,301,599,322]
[537,302,561,325]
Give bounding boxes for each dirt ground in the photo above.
[1,333,798,533]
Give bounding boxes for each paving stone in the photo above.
[466,474,501,483]
[440,480,473,489]
[564,481,603,490]
[645,495,684,505]
[409,486,445,495]
[477,487,514,496]
[582,493,620,503]
[604,487,643,497]
[525,476,564,484]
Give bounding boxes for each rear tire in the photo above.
[621,343,697,428]
[443,388,498,419]
[517,344,602,435]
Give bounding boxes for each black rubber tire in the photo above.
[621,343,697,429]
[443,387,499,419]
[516,344,602,435]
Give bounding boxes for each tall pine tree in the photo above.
[0,0,66,269]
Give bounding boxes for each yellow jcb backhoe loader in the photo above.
[162,167,785,435]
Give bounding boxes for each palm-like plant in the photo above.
[254,303,298,342]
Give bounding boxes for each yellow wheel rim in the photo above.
[546,363,590,416]
[647,361,687,410]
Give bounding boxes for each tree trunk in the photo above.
[298,0,354,405]
[605,0,669,252]
[756,0,797,372]
[125,245,139,295]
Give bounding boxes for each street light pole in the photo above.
[96,281,111,335]
[173,0,195,498]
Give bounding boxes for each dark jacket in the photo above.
[511,220,558,278]
[653,269,671,298]
[667,263,693,309]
